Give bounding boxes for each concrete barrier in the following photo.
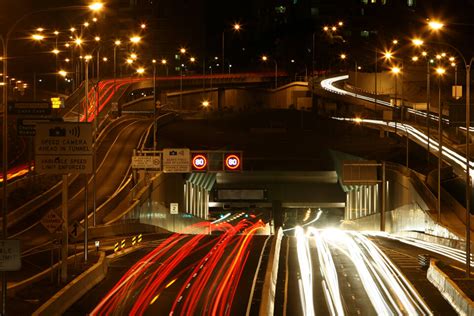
[33,246,142,316]
[9,251,84,296]
[32,251,107,316]
[427,259,474,316]
[259,228,283,315]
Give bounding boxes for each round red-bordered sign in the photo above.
[225,154,241,170]
[192,154,208,170]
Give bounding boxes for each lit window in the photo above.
[361,0,368,3]
[407,0,415,6]
[361,30,369,37]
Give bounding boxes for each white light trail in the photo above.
[308,228,344,315]
[333,117,474,181]
[320,75,448,123]
[295,227,315,316]
[368,231,474,267]
[321,229,432,315]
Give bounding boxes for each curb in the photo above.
[427,259,474,316]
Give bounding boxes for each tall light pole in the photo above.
[435,67,446,224]
[113,40,121,92]
[152,59,157,150]
[262,55,278,89]
[222,23,241,74]
[1,3,104,311]
[161,58,168,76]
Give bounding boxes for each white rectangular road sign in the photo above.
[170,203,179,214]
[35,122,92,155]
[35,122,93,174]
[36,155,93,174]
[0,240,21,271]
[132,155,162,170]
[41,209,64,234]
[163,148,191,173]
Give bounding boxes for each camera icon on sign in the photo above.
[49,127,66,137]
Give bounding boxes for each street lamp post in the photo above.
[435,67,446,224]
[262,55,278,89]
[221,23,241,74]
[152,59,157,150]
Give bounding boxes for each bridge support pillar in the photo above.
[272,200,283,234]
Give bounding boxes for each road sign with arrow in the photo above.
[69,221,84,239]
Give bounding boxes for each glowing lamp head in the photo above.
[52,49,60,55]
[190,57,196,62]
[102,57,108,62]
[391,66,401,74]
[114,40,121,46]
[428,20,444,31]
[161,59,167,65]
[130,36,141,44]
[94,36,101,42]
[126,58,133,64]
[261,55,268,62]
[180,48,186,54]
[140,23,146,29]
[136,67,145,74]
[31,34,44,41]
[436,67,446,75]
[89,2,104,11]
[130,53,138,60]
[421,51,428,57]
[84,22,90,27]
[340,53,346,60]
[331,26,337,31]
[202,100,210,107]
[392,39,398,45]
[383,51,393,60]
[338,21,343,26]
[53,30,59,35]
[449,57,455,62]
[58,70,67,77]
[74,38,83,46]
[233,23,241,31]
[412,38,424,46]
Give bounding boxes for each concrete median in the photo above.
[259,228,283,315]
[427,259,474,316]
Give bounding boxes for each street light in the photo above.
[31,34,44,41]
[161,58,168,76]
[222,23,241,73]
[130,35,141,44]
[412,38,432,165]
[262,55,278,89]
[428,20,444,31]
[435,66,445,225]
[113,40,121,92]
[152,59,157,150]
[88,2,104,11]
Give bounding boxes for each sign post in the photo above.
[35,122,93,267]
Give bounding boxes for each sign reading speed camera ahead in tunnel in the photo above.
[224,153,242,171]
[191,153,208,171]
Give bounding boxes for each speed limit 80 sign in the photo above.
[224,153,242,171]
